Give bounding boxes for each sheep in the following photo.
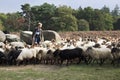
[0,42,5,48]
[44,48,56,64]
[0,51,7,65]
[9,41,25,49]
[35,47,58,64]
[96,38,107,45]
[16,48,37,65]
[0,42,5,53]
[53,47,88,66]
[36,47,49,64]
[85,46,113,65]
[7,49,22,65]
[60,42,75,50]
[111,47,120,66]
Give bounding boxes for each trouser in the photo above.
[35,37,40,44]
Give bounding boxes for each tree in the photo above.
[82,7,94,22]
[113,18,120,30]
[101,5,110,13]
[31,3,57,30]
[91,9,106,30]
[55,5,78,31]
[111,4,120,16]
[111,4,120,26]
[0,20,4,30]
[4,12,23,31]
[49,17,60,31]
[103,13,113,30]
[78,19,89,31]
[75,6,84,20]
[61,15,78,31]
[21,3,32,30]
[0,13,7,30]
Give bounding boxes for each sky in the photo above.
[0,0,120,13]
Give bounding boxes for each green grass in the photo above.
[0,64,120,80]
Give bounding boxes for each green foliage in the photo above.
[113,18,120,30]
[21,4,32,30]
[0,3,120,31]
[0,20,4,30]
[101,5,110,13]
[78,19,89,31]
[91,9,107,30]
[103,13,113,30]
[55,6,78,31]
[4,12,23,31]
[31,3,57,30]
[61,15,78,31]
[57,5,73,16]
[111,4,120,17]
[0,13,7,30]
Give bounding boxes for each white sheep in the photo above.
[16,47,37,65]
[10,41,25,49]
[86,46,113,65]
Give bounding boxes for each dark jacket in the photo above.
[32,27,44,41]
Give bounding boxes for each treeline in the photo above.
[0,3,120,32]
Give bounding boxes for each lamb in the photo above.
[86,46,113,65]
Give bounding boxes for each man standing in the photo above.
[32,22,44,46]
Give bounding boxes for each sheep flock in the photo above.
[0,31,120,67]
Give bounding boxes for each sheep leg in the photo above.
[87,57,92,64]
[102,59,106,65]
[57,59,61,65]
[91,59,96,65]
[23,59,28,65]
[83,57,88,65]
[111,59,116,66]
[45,59,49,64]
[60,59,63,66]
[16,60,22,66]
[51,59,53,65]
[99,59,104,66]
[116,58,120,67]
[32,57,36,65]
[111,60,114,65]
[66,60,69,66]
[91,59,99,65]
[77,58,81,64]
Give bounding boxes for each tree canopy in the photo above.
[0,3,120,32]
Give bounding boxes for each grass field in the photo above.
[0,64,120,80]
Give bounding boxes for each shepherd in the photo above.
[32,22,44,46]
